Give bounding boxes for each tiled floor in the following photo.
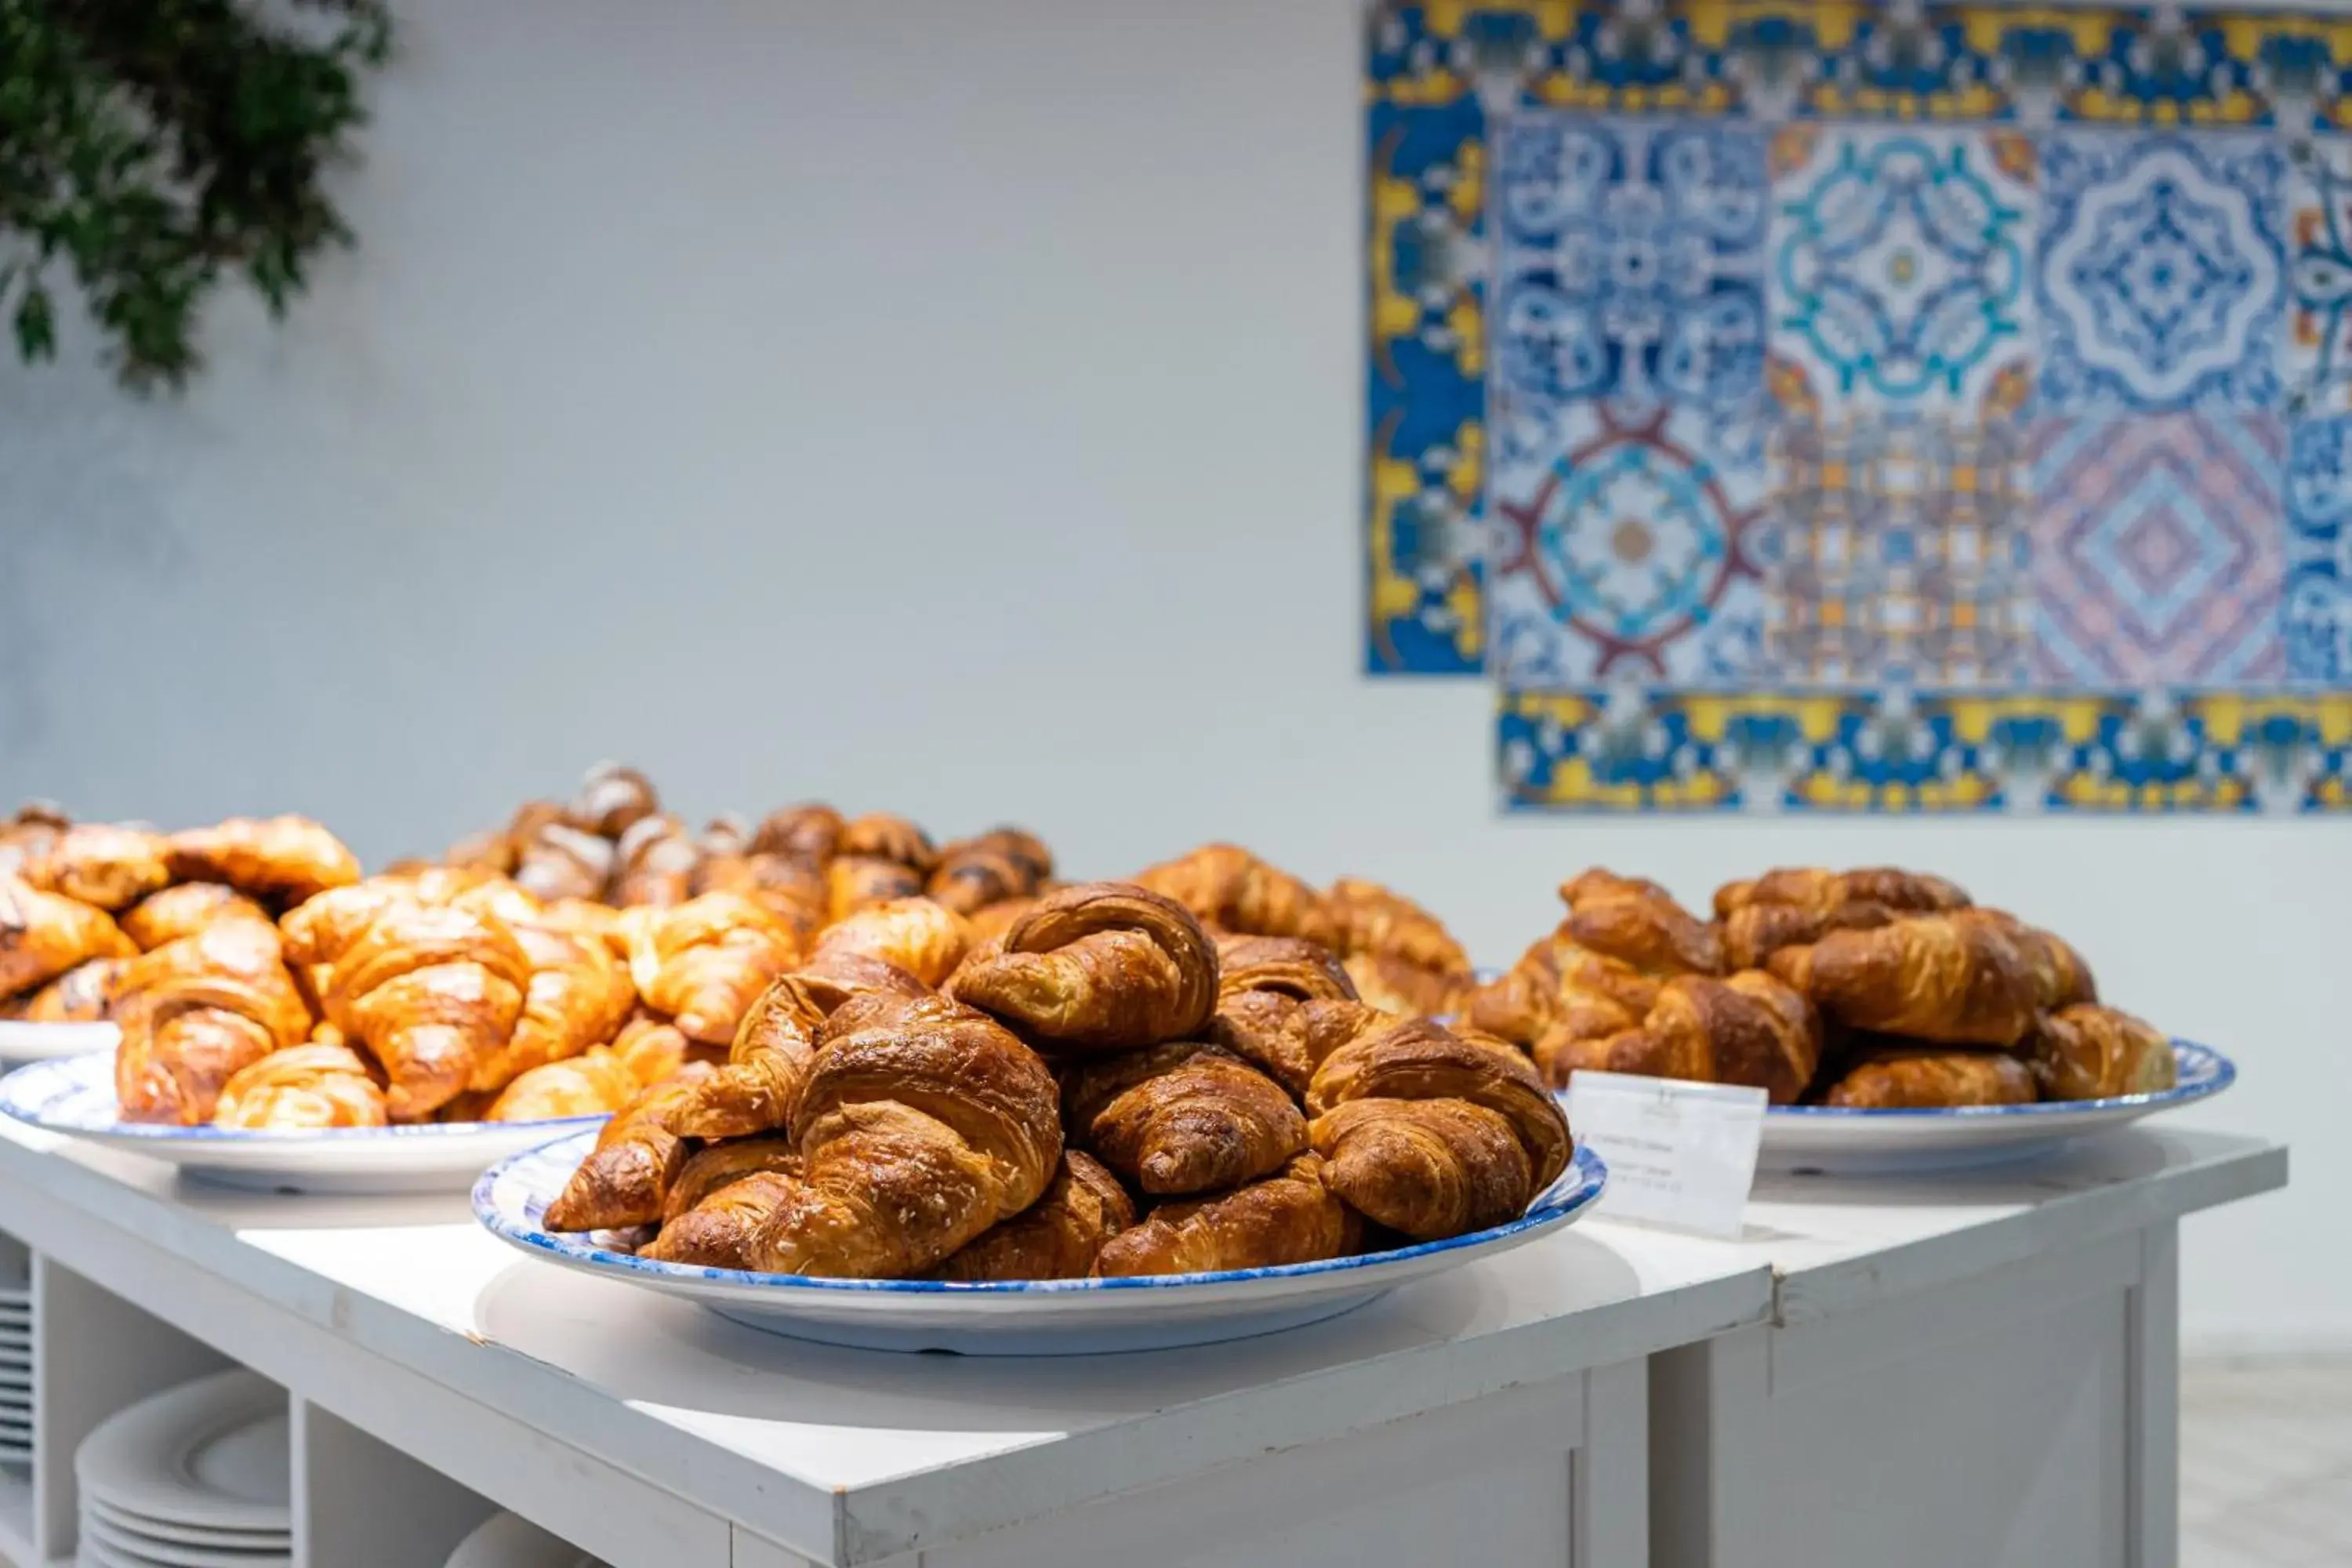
[2183,1359,2352,1567]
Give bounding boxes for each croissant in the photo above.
[443,826,517,876]
[214,1044,389,1130]
[1821,1047,2034,1109]
[949,882,1218,1052]
[23,824,171,911]
[826,856,927,924]
[1561,971,1823,1102]
[1341,952,1469,1018]
[1465,936,1659,1053]
[0,876,138,996]
[512,822,616,904]
[2024,1004,2174,1101]
[1094,1154,1359,1277]
[466,924,637,1094]
[314,900,535,1120]
[932,1150,1134,1281]
[16,956,130,1022]
[162,816,361,906]
[120,883,270,951]
[927,847,1035,916]
[1205,935,1359,1096]
[639,1171,800,1270]
[668,984,820,1139]
[1134,843,1339,948]
[1062,1042,1306,1196]
[566,762,661,839]
[608,1016,694,1087]
[611,815,701,908]
[543,1064,717,1231]
[748,949,935,1035]
[1304,1021,1570,1241]
[693,848,828,939]
[1768,915,2039,1047]
[1715,866,1971,920]
[744,1000,1062,1278]
[114,920,315,1124]
[837,812,938,874]
[1959,909,2098,1011]
[751,804,845,864]
[811,897,971,987]
[1327,877,1469,975]
[1719,900,1897,971]
[475,1047,642,1121]
[621,893,800,1044]
[662,1135,803,1223]
[965,896,1037,946]
[0,803,69,880]
[1555,870,1723,976]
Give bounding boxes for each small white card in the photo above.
[1563,1070,1768,1240]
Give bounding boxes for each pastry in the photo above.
[16,956,131,1022]
[1206,935,1360,1096]
[810,897,971,988]
[1094,1154,1358,1277]
[162,815,361,906]
[565,762,660,839]
[932,1150,1134,1281]
[114,920,314,1124]
[610,815,700,908]
[308,898,535,1120]
[0,804,70,880]
[512,822,616,904]
[22,823,171,910]
[2024,1004,2174,1102]
[750,804,845,865]
[638,1170,799,1270]
[837,813,938,874]
[119,882,270,950]
[477,1048,643,1121]
[825,856,927,923]
[467,923,636,1094]
[619,893,800,1044]
[1768,914,2040,1048]
[0,877,137,997]
[667,982,821,1139]
[1714,866,1971,921]
[1062,1041,1306,1196]
[662,1135,803,1223]
[949,882,1218,1051]
[1133,843,1339,948]
[1820,1047,2035,1109]
[543,1065,717,1231]
[213,1043,388,1129]
[1545,971,1822,1103]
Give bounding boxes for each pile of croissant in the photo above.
[546,848,1564,1283]
[1467,867,2176,1109]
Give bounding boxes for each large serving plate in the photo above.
[1758,1040,2234,1175]
[0,1053,606,1195]
[0,1019,119,1066]
[475,1132,1610,1355]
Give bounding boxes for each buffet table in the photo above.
[0,1118,2282,1568]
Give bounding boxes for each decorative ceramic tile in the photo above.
[2285,414,2352,682]
[2036,132,2287,412]
[2030,415,2287,685]
[1767,413,2029,688]
[1488,398,1770,688]
[1491,115,1769,415]
[2287,136,2352,415]
[1768,125,2037,417]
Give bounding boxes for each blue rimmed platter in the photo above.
[0,1019,118,1067]
[1758,1040,2235,1175]
[0,1052,606,1194]
[474,1134,1610,1355]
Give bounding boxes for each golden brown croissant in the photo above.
[1556,870,1723,976]
[1305,1016,1572,1194]
[621,893,800,1044]
[838,812,938,874]
[1309,1098,1530,1240]
[512,822,616,904]
[611,815,701,908]
[693,848,828,940]
[926,827,1053,916]
[751,804,845,864]
[1465,935,1659,1053]
[1206,935,1360,1096]
[23,824,171,911]
[120,882,270,951]
[474,1047,642,1121]
[566,762,661,838]
[932,1150,1134,1281]
[114,920,315,1124]
[313,900,535,1120]
[1719,900,1898,971]
[1133,843,1340,948]
[662,1134,802,1223]
[1062,1042,1306,1196]
[214,1043,389,1129]
[543,1064,717,1231]
[1821,1047,2034,1109]
[466,924,636,1094]
[16,956,130,1022]
[1959,909,2098,1011]
[949,882,1218,1051]
[744,1001,1061,1278]
[0,876,138,996]
[825,856,926,924]
[2024,1004,2174,1101]
[638,1170,800,1270]
[811,897,971,988]
[668,984,819,1139]
[0,803,69,880]
[1327,876,1470,975]
[1717,866,1973,920]
[162,816,361,906]
[608,1016,693,1087]
[1094,1154,1359,1277]
[749,949,934,1036]
[1768,915,2039,1047]
[1561,971,1822,1102]
[1341,952,1470,1018]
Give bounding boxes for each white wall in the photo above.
[0,0,2338,1350]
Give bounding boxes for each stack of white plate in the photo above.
[75,1370,289,1567]
[445,1512,607,1567]
[0,1261,29,1469]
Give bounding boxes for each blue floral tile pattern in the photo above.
[1768,125,2037,416]
[1491,116,1769,415]
[2286,135,2352,416]
[2036,132,2287,412]
[2285,415,2352,682]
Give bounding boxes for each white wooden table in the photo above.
[0,1120,2281,1568]
[0,1119,1770,1568]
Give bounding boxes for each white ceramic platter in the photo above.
[477,1133,1610,1356]
[78,1513,289,1568]
[87,1497,289,1553]
[0,1019,118,1067]
[1758,1041,2235,1174]
[0,1054,605,1195]
[444,1511,605,1568]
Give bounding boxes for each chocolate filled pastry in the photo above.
[927,834,1047,916]
[610,815,701,908]
[1820,1047,2035,1109]
[0,803,69,880]
[931,1149,1134,1281]
[1207,935,1360,1096]
[162,815,361,906]
[22,823,171,911]
[2024,1004,2174,1101]
[1062,1041,1306,1196]
[512,822,616,904]
[750,804,845,865]
[1133,843,1339,948]
[565,762,661,839]
[826,856,927,924]
[949,882,1218,1051]
[837,813,938,875]
[1767,914,2039,1048]
[1094,1154,1359,1277]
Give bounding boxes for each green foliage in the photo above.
[0,0,391,390]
